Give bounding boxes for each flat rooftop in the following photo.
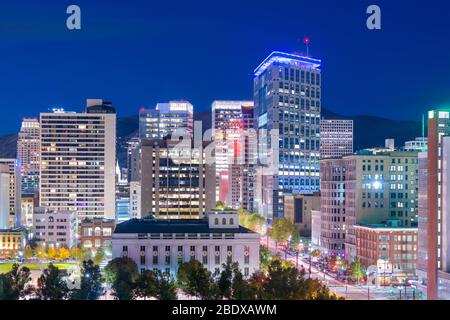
[254,51,321,76]
[114,218,256,234]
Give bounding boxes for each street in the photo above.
[263,236,404,300]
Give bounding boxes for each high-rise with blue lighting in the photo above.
[253,51,321,219]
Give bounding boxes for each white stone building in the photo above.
[32,207,77,248]
[112,210,260,277]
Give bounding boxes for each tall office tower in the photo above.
[417,151,428,300]
[421,109,450,300]
[0,159,21,228]
[320,150,419,258]
[140,139,215,219]
[17,118,40,194]
[126,137,141,182]
[253,51,321,219]
[319,158,350,253]
[139,101,194,140]
[320,119,353,159]
[211,101,256,210]
[0,164,10,229]
[40,99,116,220]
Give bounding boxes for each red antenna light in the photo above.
[304,37,310,57]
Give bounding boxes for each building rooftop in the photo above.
[114,218,256,234]
[354,224,418,231]
[254,51,321,76]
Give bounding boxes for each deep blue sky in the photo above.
[0,0,450,134]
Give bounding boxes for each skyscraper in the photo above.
[211,100,256,210]
[139,101,194,140]
[0,164,10,230]
[140,138,215,219]
[253,51,321,219]
[17,118,40,194]
[39,99,116,220]
[0,159,21,228]
[320,119,353,159]
[420,109,450,300]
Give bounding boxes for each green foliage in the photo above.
[104,257,139,300]
[351,258,366,283]
[155,271,178,300]
[93,248,106,265]
[250,259,342,300]
[0,264,31,300]
[259,245,272,272]
[177,260,216,300]
[134,270,158,299]
[290,230,301,247]
[269,218,296,244]
[238,209,265,233]
[217,259,235,299]
[24,246,33,259]
[231,266,255,300]
[34,263,69,300]
[69,260,103,300]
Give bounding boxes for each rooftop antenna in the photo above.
[304,37,311,57]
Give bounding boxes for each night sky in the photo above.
[0,0,450,134]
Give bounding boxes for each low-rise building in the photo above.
[20,193,39,228]
[112,210,260,277]
[0,228,26,257]
[80,218,115,251]
[284,193,320,237]
[354,224,418,285]
[32,208,76,248]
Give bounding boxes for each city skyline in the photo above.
[1,0,450,135]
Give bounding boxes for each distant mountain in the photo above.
[321,108,423,151]
[0,134,18,159]
[0,108,423,161]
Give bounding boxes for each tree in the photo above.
[24,246,33,259]
[290,230,301,248]
[69,260,103,300]
[156,271,178,300]
[35,245,47,259]
[217,259,234,299]
[81,247,93,262]
[351,258,365,284]
[134,270,158,299]
[70,246,82,261]
[0,264,31,300]
[93,247,105,265]
[268,218,296,250]
[104,257,139,300]
[231,266,254,300]
[57,247,71,261]
[47,247,57,260]
[177,260,216,300]
[34,263,69,300]
[215,201,226,210]
[259,245,272,272]
[254,259,342,300]
[238,209,265,233]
